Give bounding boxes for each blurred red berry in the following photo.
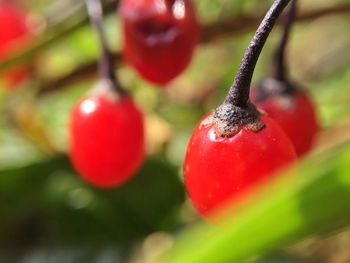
[119,0,201,85]
[252,80,319,156]
[184,114,297,215]
[0,2,32,88]
[70,92,145,188]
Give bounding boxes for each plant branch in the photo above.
[17,3,350,95]
[201,3,350,42]
[86,0,123,93]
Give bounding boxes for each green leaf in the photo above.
[156,142,350,263]
[0,156,184,246]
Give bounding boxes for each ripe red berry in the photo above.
[0,2,31,88]
[119,0,201,85]
[184,114,297,215]
[69,90,144,188]
[251,80,319,156]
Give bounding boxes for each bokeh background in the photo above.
[0,0,350,262]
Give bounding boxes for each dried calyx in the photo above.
[203,101,264,138]
[254,77,297,102]
[205,0,292,137]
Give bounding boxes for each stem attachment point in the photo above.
[211,0,291,137]
[203,102,265,137]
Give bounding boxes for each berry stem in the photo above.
[86,0,124,93]
[226,0,291,107]
[272,0,297,81]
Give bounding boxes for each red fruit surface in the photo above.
[253,91,319,156]
[184,115,297,216]
[70,95,145,188]
[119,0,201,85]
[0,2,31,88]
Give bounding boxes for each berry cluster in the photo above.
[69,0,202,188]
[67,0,321,220]
[184,0,319,216]
[0,0,314,219]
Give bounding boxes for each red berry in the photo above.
[70,92,144,188]
[119,0,201,85]
[252,84,319,157]
[184,114,297,215]
[0,2,31,88]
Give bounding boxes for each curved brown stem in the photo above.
[226,0,291,107]
[86,0,124,93]
[272,0,297,81]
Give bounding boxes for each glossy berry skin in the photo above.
[0,2,31,88]
[119,0,201,85]
[184,115,297,215]
[252,90,319,157]
[70,94,144,188]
